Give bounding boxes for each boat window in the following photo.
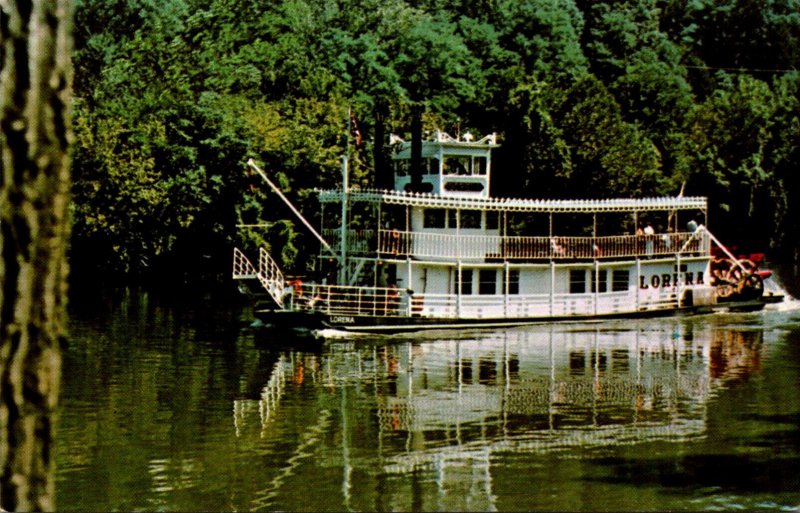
[591,269,608,293]
[423,209,445,229]
[459,269,473,295]
[427,158,440,175]
[485,211,499,230]
[443,157,469,175]
[394,160,409,177]
[461,210,481,229]
[569,270,586,294]
[473,156,487,175]
[508,269,520,294]
[612,270,630,291]
[447,209,457,228]
[479,269,496,295]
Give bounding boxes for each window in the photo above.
[461,210,481,229]
[444,157,469,175]
[479,270,496,295]
[459,269,473,295]
[473,156,488,175]
[423,209,445,228]
[569,270,586,294]
[447,209,457,228]
[508,269,520,295]
[486,211,499,230]
[612,270,630,291]
[394,160,409,176]
[427,158,440,175]
[591,269,608,293]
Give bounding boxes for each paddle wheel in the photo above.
[709,257,765,301]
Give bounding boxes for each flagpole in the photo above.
[339,107,352,285]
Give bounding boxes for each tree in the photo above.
[687,75,777,248]
[0,0,72,510]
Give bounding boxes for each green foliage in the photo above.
[70,0,800,281]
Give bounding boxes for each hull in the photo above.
[253,298,770,335]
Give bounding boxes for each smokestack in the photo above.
[373,103,392,190]
[409,105,423,190]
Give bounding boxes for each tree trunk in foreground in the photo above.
[0,0,72,510]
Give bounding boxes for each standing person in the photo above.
[644,223,655,256]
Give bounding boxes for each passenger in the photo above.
[385,283,400,315]
[644,223,654,256]
[661,232,672,250]
[550,237,566,257]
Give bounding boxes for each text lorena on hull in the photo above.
[233,131,783,334]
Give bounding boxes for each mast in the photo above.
[340,155,349,285]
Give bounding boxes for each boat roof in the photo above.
[317,188,707,213]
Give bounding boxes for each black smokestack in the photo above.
[410,105,423,190]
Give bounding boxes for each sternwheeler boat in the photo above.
[233,131,782,333]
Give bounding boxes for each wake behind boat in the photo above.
[234,131,783,334]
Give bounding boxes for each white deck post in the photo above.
[456,261,462,318]
[504,261,509,318]
[636,258,641,311]
[550,261,555,317]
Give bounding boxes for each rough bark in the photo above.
[0,0,72,510]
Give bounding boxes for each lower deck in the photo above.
[279,256,714,322]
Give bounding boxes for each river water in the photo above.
[56,288,800,511]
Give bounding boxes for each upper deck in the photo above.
[315,132,709,262]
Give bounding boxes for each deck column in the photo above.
[550,261,555,317]
[594,259,599,315]
[456,261,462,318]
[636,258,641,311]
[504,261,509,317]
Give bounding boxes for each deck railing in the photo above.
[289,283,411,317]
[377,230,709,261]
[322,229,376,254]
[287,286,684,319]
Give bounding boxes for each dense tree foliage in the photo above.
[70,0,800,281]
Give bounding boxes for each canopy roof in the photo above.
[317,188,707,213]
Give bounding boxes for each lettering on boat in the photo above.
[640,271,704,289]
[330,315,356,324]
[443,181,485,192]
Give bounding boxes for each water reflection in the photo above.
[233,320,767,510]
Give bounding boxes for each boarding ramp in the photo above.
[233,247,286,307]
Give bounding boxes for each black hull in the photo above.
[253,299,773,335]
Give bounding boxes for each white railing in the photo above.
[322,229,376,254]
[233,247,258,279]
[288,283,411,317]
[258,247,286,306]
[378,230,709,261]
[288,288,684,320]
[233,247,286,307]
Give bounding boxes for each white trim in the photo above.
[317,188,708,213]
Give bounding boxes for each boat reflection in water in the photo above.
[234,319,764,510]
